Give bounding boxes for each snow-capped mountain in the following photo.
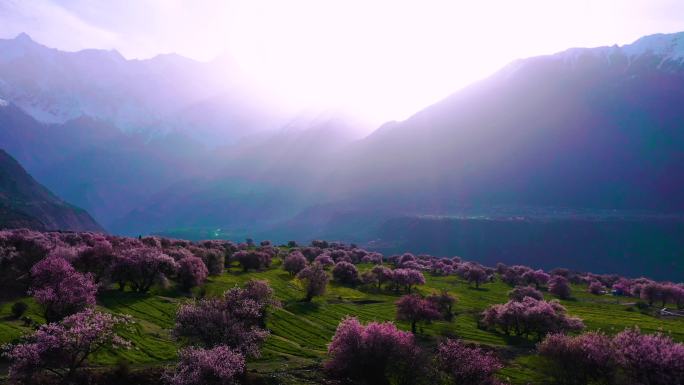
[0,33,289,143]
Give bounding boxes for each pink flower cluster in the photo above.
[174,280,276,357]
[437,339,503,385]
[4,309,131,382]
[482,297,584,340]
[29,255,97,322]
[296,262,329,301]
[283,251,308,275]
[331,261,360,284]
[166,346,245,385]
[396,294,442,333]
[325,317,421,384]
[539,328,684,385]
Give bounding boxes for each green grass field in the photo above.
[2,257,683,384]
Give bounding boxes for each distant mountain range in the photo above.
[1,31,684,279]
[0,148,102,231]
[315,31,684,211]
[0,33,289,144]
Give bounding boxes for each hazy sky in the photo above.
[2,0,684,123]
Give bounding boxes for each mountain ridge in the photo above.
[0,148,103,232]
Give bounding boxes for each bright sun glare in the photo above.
[208,0,679,123]
[4,0,683,124]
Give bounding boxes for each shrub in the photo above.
[549,275,571,299]
[283,252,308,275]
[166,346,245,385]
[481,297,584,340]
[508,285,544,301]
[325,317,421,385]
[30,256,97,322]
[3,309,130,383]
[11,301,28,319]
[297,263,329,301]
[436,339,502,385]
[177,256,209,291]
[332,261,359,285]
[538,332,615,385]
[396,294,441,333]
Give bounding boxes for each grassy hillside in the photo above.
[2,255,683,384]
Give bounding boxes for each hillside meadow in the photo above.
[2,252,682,385]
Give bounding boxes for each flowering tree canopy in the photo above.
[325,317,421,385]
[396,294,441,333]
[588,280,606,295]
[332,261,359,285]
[232,250,272,272]
[174,282,275,357]
[613,327,684,385]
[313,253,334,267]
[437,339,502,385]
[522,269,550,289]
[177,256,209,291]
[427,290,458,320]
[297,262,329,301]
[481,297,584,340]
[30,256,97,322]
[166,346,245,385]
[112,247,177,293]
[549,275,572,299]
[392,268,426,293]
[538,332,615,385]
[508,285,544,302]
[4,309,130,383]
[283,252,308,275]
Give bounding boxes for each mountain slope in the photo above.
[0,149,103,231]
[0,33,288,144]
[0,103,212,228]
[324,31,684,213]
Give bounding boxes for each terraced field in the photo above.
[2,257,684,384]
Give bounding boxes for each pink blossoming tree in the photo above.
[3,309,130,383]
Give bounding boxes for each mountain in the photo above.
[3,31,684,278]
[259,32,684,279]
[0,102,213,228]
[0,148,102,232]
[324,31,684,213]
[110,111,365,235]
[0,33,288,144]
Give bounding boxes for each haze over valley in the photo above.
[2,29,684,279]
[3,3,684,385]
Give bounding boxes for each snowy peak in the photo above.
[14,32,34,43]
[624,32,684,61]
